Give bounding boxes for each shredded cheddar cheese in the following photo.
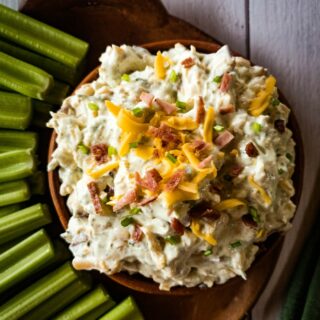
[248,175,272,205]
[86,161,119,179]
[190,220,217,246]
[119,132,137,157]
[163,117,198,131]
[117,109,148,134]
[203,106,215,143]
[135,145,154,160]
[105,100,121,116]
[214,198,246,211]
[164,189,199,207]
[154,51,166,79]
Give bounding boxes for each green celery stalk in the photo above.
[53,285,114,320]
[99,296,144,320]
[23,276,92,320]
[0,38,80,85]
[0,262,81,320]
[0,51,53,100]
[0,229,54,294]
[0,4,89,68]
[0,203,23,218]
[0,91,32,129]
[0,149,36,183]
[0,203,51,245]
[31,100,53,128]
[82,299,116,320]
[0,180,30,207]
[27,171,46,195]
[0,129,38,152]
[44,80,70,105]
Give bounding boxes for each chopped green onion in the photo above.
[101,196,109,204]
[213,75,222,83]
[176,100,187,112]
[121,74,130,82]
[271,98,280,106]
[214,125,224,132]
[108,146,117,157]
[129,142,139,149]
[203,249,212,256]
[169,70,178,83]
[249,206,260,223]
[77,143,89,155]
[88,102,99,112]
[130,207,141,215]
[251,122,262,133]
[166,153,177,164]
[121,216,135,227]
[132,107,143,117]
[278,169,284,175]
[165,235,181,245]
[286,153,293,161]
[230,240,242,249]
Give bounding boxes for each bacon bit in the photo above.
[87,182,103,214]
[171,218,184,235]
[90,144,108,164]
[229,164,244,177]
[219,73,232,92]
[181,57,195,68]
[191,139,209,153]
[214,131,234,149]
[136,169,162,192]
[245,142,259,157]
[196,96,206,124]
[189,202,221,220]
[198,155,213,169]
[153,149,161,158]
[219,104,235,115]
[155,98,177,115]
[242,214,258,228]
[274,119,285,133]
[132,224,144,242]
[139,195,158,206]
[165,170,185,191]
[140,91,154,107]
[113,187,138,211]
[148,123,181,145]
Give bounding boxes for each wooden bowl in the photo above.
[48,40,304,319]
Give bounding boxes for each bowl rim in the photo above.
[48,39,304,296]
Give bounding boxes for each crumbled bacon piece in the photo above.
[171,218,184,235]
[90,144,108,164]
[132,224,144,242]
[139,195,158,206]
[148,123,181,146]
[189,202,221,220]
[242,214,258,228]
[245,142,259,157]
[219,104,235,115]
[274,119,285,133]
[87,182,103,214]
[198,155,213,169]
[196,96,206,124]
[220,73,232,92]
[181,57,195,68]
[140,91,154,107]
[165,170,185,191]
[113,187,138,212]
[154,98,177,114]
[229,164,244,177]
[135,169,162,193]
[191,139,209,153]
[214,130,234,149]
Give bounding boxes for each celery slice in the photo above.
[0,149,36,183]
[53,285,114,320]
[0,229,55,294]
[0,51,54,100]
[0,262,80,320]
[0,203,51,245]
[0,129,37,152]
[82,299,116,320]
[31,100,53,128]
[0,91,32,129]
[0,4,89,68]
[0,203,23,218]
[0,180,30,207]
[99,296,144,320]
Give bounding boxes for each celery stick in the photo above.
[0,51,53,100]
[0,38,80,85]
[0,233,28,254]
[0,91,32,129]
[82,299,116,320]
[24,276,92,320]
[0,203,23,217]
[0,203,51,245]
[0,4,89,68]
[99,296,144,320]
[0,229,54,294]
[0,149,36,183]
[0,129,37,152]
[53,285,113,320]
[31,100,53,128]
[27,171,46,195]
[0,180,30,207]
[44,80,70,105]
[0,262,80,320]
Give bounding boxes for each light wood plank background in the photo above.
[4,0,320,318]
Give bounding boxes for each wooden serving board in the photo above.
[22,1,285,319]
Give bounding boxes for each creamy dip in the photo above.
[48,44,296,290]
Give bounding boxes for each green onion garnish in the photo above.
[176,100,187,112]
[130,207,141,215]
[271,98,280,106]
[132,107,143,117]
[169,70,178,83]
[213,75,222,83]
[251,122,262,134]
[278,168,284,175]
[88,102,99,112]
[286,153,293,161]
[121,216,135,227]
[129,142,139,149]
[165,235,181,245]
[101,195,109,203]
[203,249,212,256]
[214,125,224,132]
[77,143,89,154]
[108,146,117,156]
[121,73,130,82]
[249,206,260,223]
[230,241,242,249]
[166,153,177,164]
